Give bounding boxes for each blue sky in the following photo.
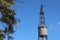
[0,0,60,40]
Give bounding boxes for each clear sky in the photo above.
[12,0,60,40]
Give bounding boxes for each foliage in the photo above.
[0,0,17,39]
[0,0,15,8]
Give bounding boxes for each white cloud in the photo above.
[49,25,55,30]
[49,25,53,28]
[57,21,60,25]
[58,27,60,30]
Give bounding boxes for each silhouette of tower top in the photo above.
[39,5,46,26]
[40,5,43,12]
[38,5,48,40]
[40,5,44,14]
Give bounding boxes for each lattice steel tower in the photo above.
[38,5,48,40]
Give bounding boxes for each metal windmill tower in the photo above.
[38,5,48,40]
